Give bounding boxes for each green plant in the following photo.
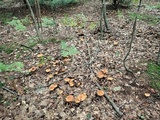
[42,17,57,27]
[0,43,16,54]
[0,82,5,88]
[60,15,77,27]
[60,14,87,28]
[128,12,160,25]
[147,62,160,91]
[0,12,13,24]
[7,17,26,31]
[21,15,31,26]
[26,36,39,47]
[144,4,160,10]
[0,62,24,72]
[117,9,123,18]
[88,22,98,30]
[61,41,78,57]
[48,0,79,7]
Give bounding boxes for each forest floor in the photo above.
[0,0,160,120]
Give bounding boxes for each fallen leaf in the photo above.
[37,54,44,57]
[144,93,150,97]
[107,77,114,81]
[57,89,63,95]
[46,68,51,73]
[49,83,58,91]
[65,95,74,102]
[77,93,87,101]
[97,71,105,78]
[76,82,81,87]
[79,37,84,41]
[113,86,121,92]
[63,58,70,63]
[113,41,119,46]
[61,68,66,72]
[97,90,105,96]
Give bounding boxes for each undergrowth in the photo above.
[147,62,160,94]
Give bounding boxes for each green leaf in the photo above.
[61,41,78,57]
[61,41,68,50]
[0,82,5,88]
[0,62,24,72]
[42,17,56,27]
[68,46,78,55]
[62,51,69,57]
[8,17,26,31]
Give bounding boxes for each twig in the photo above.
[92,74,123,116]
[2,86,18,96]
[84,37,123,116]
[157,46,160,65]
[20,44,34,51]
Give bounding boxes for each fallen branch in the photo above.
[84,37,123,116]
[91,74,123,116]
[2,86,18,96]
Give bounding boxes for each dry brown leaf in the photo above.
[113,41,119,46]
[97,71,105,78]
[76,82,81,87]
[54,71,58,75]
[101,68,108,74]
[107,77,114,81]
[61,68,66,72]
[63,58,70,63]
[29,66,37,72]
[144,93,150,97]
[97,90,105,96]
[57,89,63,95]
[49,83,58,91]
[37,53,44,57]
[77,93,87,101]
[65,95,74,102]
[79,37,84,41]
[46,68,51,73]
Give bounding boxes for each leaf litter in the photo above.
[0,0,160,120]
